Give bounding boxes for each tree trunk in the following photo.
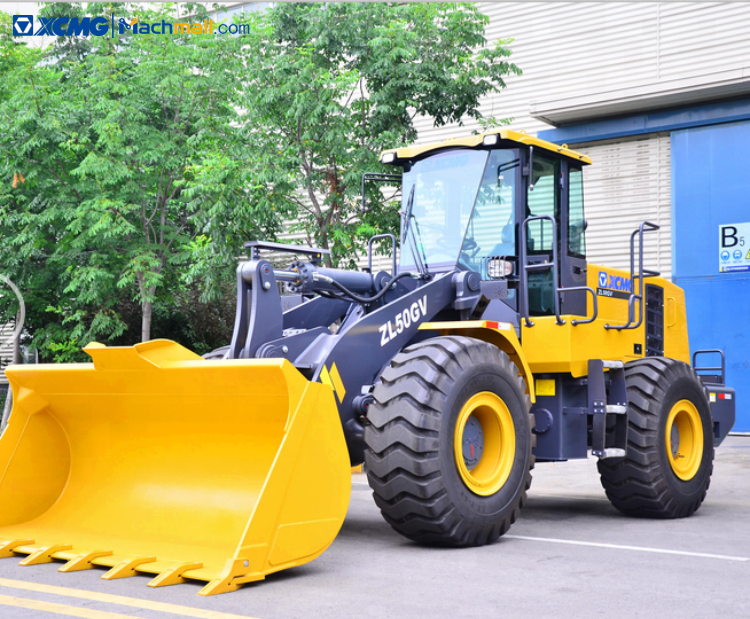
[319,233,333,267]
[141,299,152,342]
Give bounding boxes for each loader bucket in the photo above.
[0,340,351,595]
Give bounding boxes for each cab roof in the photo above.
[380,128,592,166]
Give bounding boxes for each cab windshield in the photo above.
[400,149,519,273]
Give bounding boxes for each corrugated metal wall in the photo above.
[413,2,750,141]
[572,134,673,278]
[409,2,750,279]
[658,3,750,80]
[0,323,15,386]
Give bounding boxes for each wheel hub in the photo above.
[453,391,516,496]
[670,424,680,459]
[665,399,704,481]
[462,416,484,469]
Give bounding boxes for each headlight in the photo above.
[381,152,396,164]
[483,134,499,146]
[486,258,513,279]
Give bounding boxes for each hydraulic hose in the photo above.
[313,271,413,304]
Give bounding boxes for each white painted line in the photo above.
[505,535,750,562]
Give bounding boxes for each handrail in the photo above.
[693,349,726,385]
[565,286,598,326]
[520,214,564,327]
[367,234,397,275]
[605,221,660,331]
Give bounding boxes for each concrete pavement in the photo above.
[1,437,749,619]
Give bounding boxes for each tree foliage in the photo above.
[236,3,520,267]
[0,3,269,357]
[0,2,519,358]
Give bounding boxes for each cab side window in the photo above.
[526,155,560,252]
[568,167,586,258]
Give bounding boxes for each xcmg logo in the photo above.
[598,271,632,293]
[12,15,33,35]
[13,15,109,37]
[12,14,248,37]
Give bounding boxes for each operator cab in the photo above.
[381,129,592,320]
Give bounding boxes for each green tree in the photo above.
[0,4,271,354]
[0,3,519,359]
[233,2,520,267]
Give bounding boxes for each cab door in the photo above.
[559,164,588,316]
[523,154,588,317]
[524,152,560,317]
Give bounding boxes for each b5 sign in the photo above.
[719,223,750,273]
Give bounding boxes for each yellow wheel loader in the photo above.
[0,129,735,594]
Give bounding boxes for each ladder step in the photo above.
[525,262,552,271]
[605,405,627,414]
[598,448,626,459]
[602,361,624,369]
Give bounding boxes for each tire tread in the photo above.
[365,336,535,546]
[598,358,714,519]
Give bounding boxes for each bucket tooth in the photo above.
[19,544,72,566]
[198,558,264,597]
[59,550,113,573]
[102,556,158,580]
[0,540,34,558]
[199,577,243,597]
[148,562,203,588]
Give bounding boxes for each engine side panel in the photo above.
[521,265,690,376]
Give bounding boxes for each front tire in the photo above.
[598,357,714,518]
[364,336,534,546]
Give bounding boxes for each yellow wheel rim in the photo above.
[454,392,515,496]
[665,399,704,481]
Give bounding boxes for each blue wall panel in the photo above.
[672,121,750,431]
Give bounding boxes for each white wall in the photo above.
[411,2,750,278]
[414,2,750,141]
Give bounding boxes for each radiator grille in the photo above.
[645,284,664,357]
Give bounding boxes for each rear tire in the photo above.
[364,336,534,546]
[598,357,714,518]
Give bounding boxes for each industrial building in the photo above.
[411,2,750,430]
